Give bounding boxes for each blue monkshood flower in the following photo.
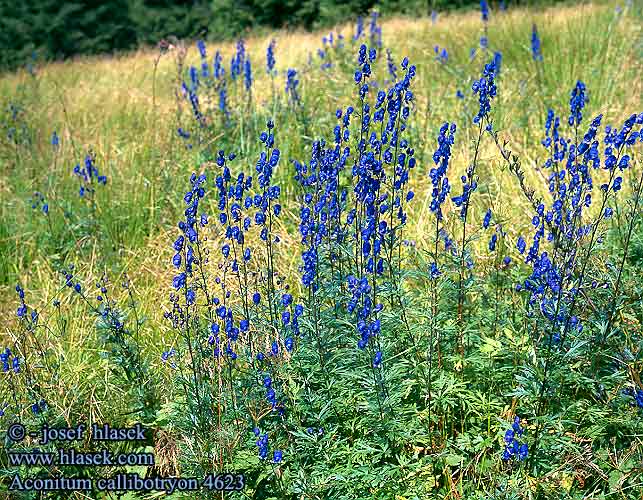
[472,60,497,124]
[531,24,543,61]
[622,387,643,408]
[489,233,497,251]
[16,303,27,318]
[456,90,464,99]
[434,46,448,64]
[73,155,107,195]
[502,416,528,461]
[569,81,587,127]
[231,39,246,81]
[354,15,364,40]
[161,348,176,367]
[285,69,300,106]
[1,349,9,372]
[273,450,283,463]
[452,172,478,219]
[201,58,209,79]
[51,131,59,148]
[197,40,206,59]
[386,49,397,82]
[373,351,382,367]
[480,0,489,22]
[483,208,492,229]
[256,432,269,460]
[244,59,252,92]
[493,51,502,74]
[369,11,382,48]
[430,122,456,221]
[30,191,49,215]
[219,83,230,122]
[430,262,441,279]
[266,39,276,75]
[31,400,47,415]
[213,51,223,79]
[189,66,199,90]
[480,36,488,49]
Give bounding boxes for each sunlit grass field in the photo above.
[1,0,642,498]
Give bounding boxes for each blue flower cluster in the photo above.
[231,39,246,82]
[73,154,107,198]
[354,16,364,41]
[285,69,300,106]
[623,387,643,408]
[316,32,346,71]
[30,191,49,215]
[569,80,587,127]
[266,39,276,75]
[472,60,498,124]
[296,137,349,289]
[515,83,642,341]
[434,46,448,64]
[493,51,502,74]
[502,416,528,461]
[352,47,416,333]
[369,11,382,48]
[253,427,283,463]
[531,24,543,61]
[480,0,489,22]
[244,58,252,93]
[1,347,20,373]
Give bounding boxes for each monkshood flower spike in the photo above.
[531,24,543,61]
[502,416,528,462]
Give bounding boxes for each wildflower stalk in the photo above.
[456,119,484,354]
[602,163,643,344]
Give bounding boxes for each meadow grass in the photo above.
[1,0,642,498]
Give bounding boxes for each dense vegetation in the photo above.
[1,1,642,498]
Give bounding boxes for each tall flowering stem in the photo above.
[453,59,497,354]
[427,122,455,429]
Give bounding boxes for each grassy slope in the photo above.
[0,0,641,441]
